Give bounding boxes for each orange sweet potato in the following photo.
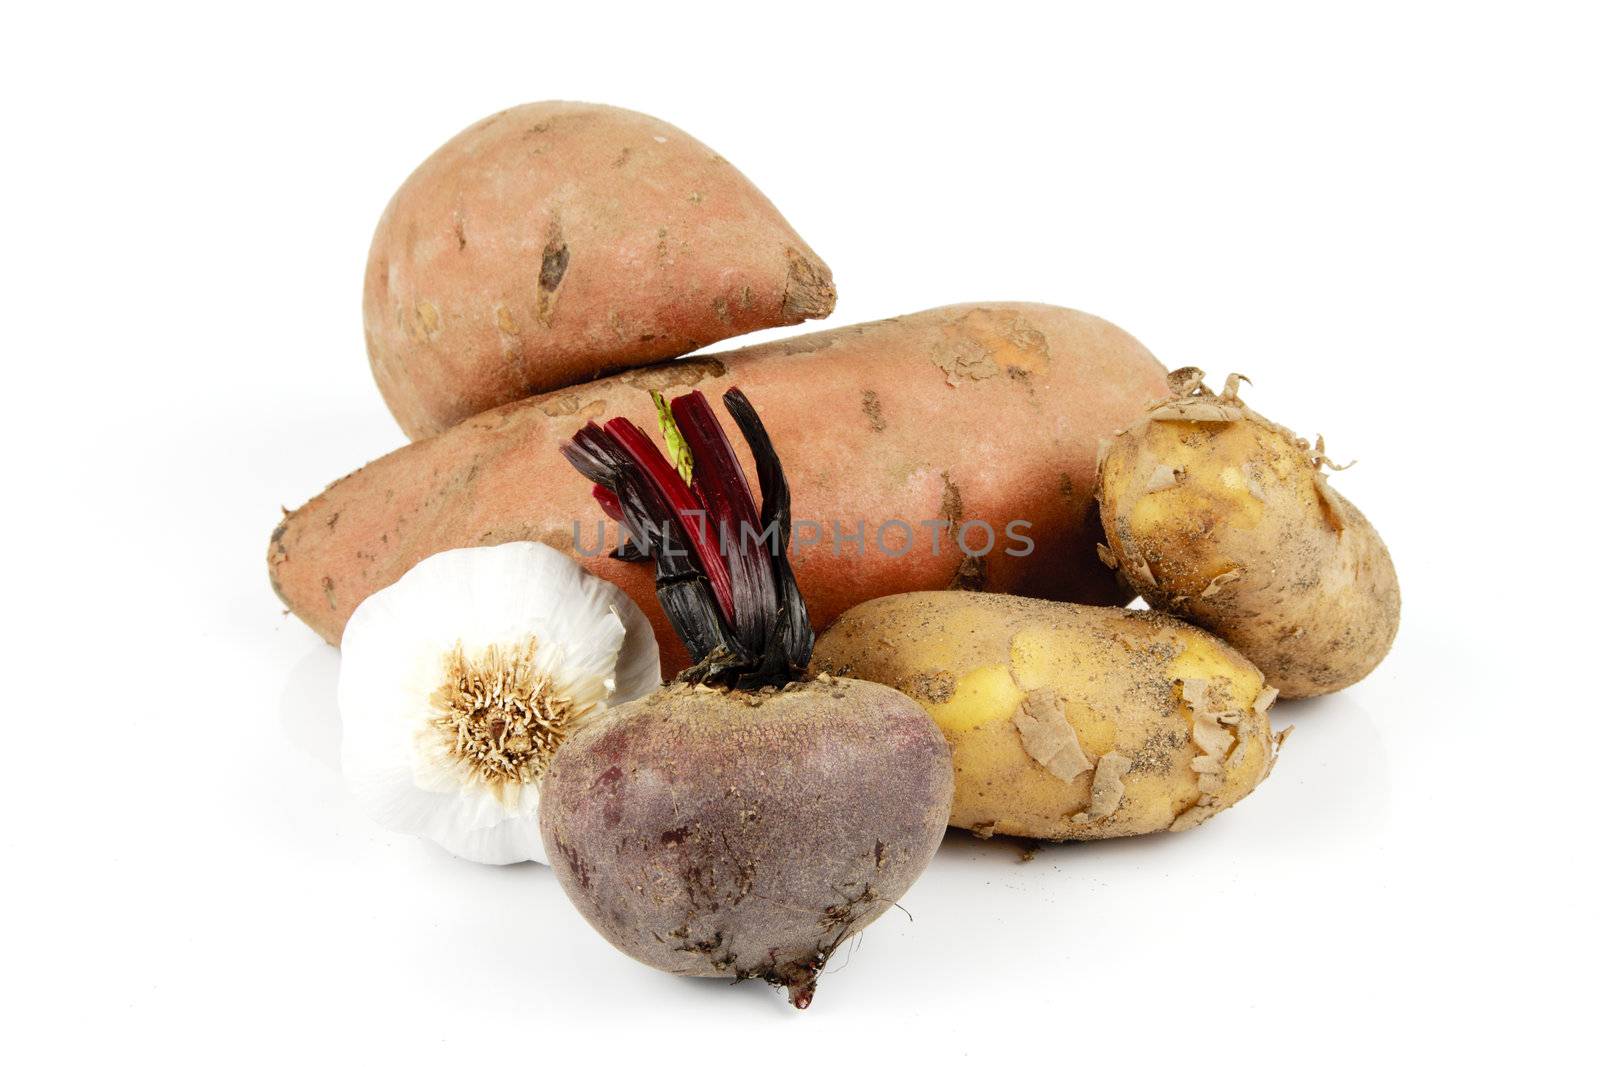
[272,304,1168,673]
[364,101,836,439]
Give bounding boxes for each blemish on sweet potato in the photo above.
[413,301,441,341]
[496,306,520,336]
[775,331,843,356]
[618,357,726,393]
[266,519,292,605]
[538,392,608,419]
[862,390,886,432]
[931,309,1052,385]
[950,554,988,591]
[939,472,964,525]
[931,336,999,385]
[536,230,569,327]
[268,517,289,561]
[781,248,836,321]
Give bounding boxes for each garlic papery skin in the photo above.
[338,542,660,864]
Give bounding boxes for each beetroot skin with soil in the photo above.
[539,676,952,1007]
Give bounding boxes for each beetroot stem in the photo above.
[603,417,736,622]
[592,485,624,521]
[670,391,776,653]
[560,389,813,688]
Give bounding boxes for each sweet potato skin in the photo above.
[270,303,1169,674]
[365,101,836,439]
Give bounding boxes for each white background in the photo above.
[5,2,1596,1062]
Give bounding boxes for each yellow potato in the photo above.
[810,591,1285,841]
[1097,369,1400,698]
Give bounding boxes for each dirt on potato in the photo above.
[1096,370,1400,698]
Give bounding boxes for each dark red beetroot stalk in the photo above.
[670,391,777,656]
[591,484,624,522]
[601,415,737,625]
[546,389,952,1007]
[560,388,810,687]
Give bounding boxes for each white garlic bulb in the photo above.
[338,542,660,864]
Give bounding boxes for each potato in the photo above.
[365,102,836,439]
[810,591,1285,840]
[269,303,1169,674]
[1096,370,1400,698]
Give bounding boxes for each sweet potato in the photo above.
[270,303,1169,673]
[364,101,836,439]
[1096,370,1400,698]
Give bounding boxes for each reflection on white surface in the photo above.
[1263,691,1392,848]
[278,642,343,773]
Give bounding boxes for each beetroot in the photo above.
[544,388,953,1007]
[539,677,950,1006]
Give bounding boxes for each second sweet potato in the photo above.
[271,303,1168,673]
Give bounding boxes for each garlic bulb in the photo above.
[338,542,660,864]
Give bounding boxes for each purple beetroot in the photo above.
[543,388,953,1008]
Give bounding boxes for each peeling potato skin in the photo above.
[810,591,1281,841]
[270,303,1168,673]
[365,101,836,439]
[537,677,953,1007]
[1096,381,1400,698]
